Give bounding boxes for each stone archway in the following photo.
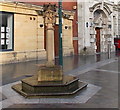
[93,9,108,53]
[89,2,112,53]
[93,9,108,27]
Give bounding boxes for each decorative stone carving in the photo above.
[43,4,57,67]
[43,4,57,26]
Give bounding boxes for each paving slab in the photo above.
[0,53,119,109]
[0,81,101,109]
[97,60,119,71]
[0,93,7,101]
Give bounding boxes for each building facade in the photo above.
[0,1,74,64]
[22,0,78,55]
[78,0,119,54]
[118,1,120,36]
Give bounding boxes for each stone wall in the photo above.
[78,1,118,55]
[0,2,46,64]
[62,19,74,56]
[0,2,74,64]
[118,3,120,36]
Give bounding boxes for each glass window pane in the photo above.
[0,12,14,51]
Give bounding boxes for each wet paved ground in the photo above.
[0,52,119,109]
[1,52,117,85]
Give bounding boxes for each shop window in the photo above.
[0,12,14,51]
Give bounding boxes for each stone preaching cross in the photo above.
[12,4,87,97]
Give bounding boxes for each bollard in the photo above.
[108,42,111,59]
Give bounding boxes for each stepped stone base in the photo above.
[12,75,88,98]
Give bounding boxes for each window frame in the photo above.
[0,11,14,52]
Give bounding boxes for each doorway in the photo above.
[95,28,101,53]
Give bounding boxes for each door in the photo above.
[95,28,101,53]
[73,39,78,55]
[54,25,59,57]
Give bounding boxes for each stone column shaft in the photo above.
[46,24,54,67]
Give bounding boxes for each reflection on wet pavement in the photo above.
[98,61,119,71]
[1,52,119,109]
[1,52,119,85]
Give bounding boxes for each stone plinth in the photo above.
[22,75,78,94]
[38,66,63,82]
[12,75,88,98]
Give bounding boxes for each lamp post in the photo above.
[58,0,63,66]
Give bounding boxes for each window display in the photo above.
[1,39,4,45]
[1,27,5,32]
[1,33,5,38]
[0,12,14,51]
[6,33,10,38]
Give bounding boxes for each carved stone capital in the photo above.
[43,4,57,26]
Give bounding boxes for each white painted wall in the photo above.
[77,0,119,54]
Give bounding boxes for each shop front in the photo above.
[0,2,74,64]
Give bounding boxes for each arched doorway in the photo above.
[95,27,101,53]
[93,9,108,53]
